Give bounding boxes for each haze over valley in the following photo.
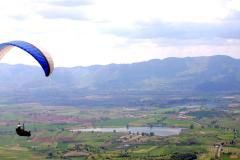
[1,55,240,107]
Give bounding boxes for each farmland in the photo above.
[0,102,239,159]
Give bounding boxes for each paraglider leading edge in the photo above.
[0,40,54,76]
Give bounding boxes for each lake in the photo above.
[70,127,182,136]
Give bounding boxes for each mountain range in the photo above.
[0,55,240,106]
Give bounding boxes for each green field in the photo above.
[96,118,139,127]
[0,104,239,159]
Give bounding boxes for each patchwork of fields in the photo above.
[0,104,239,159]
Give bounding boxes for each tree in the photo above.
[190,124,194,129]
[75,144,81,152]
[119,150,130,158]
[171,152,197,160]
[48,152,53,158]
[150,132,155,136]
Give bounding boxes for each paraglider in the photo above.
[16,122,31,137]
[0,40,54,76]
[0,40,54,137]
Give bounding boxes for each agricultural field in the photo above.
[0,104,239,159]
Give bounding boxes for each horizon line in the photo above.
[0,54,238,68]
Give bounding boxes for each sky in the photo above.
[0,0,240,67]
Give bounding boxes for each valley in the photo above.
[0,99,239,159]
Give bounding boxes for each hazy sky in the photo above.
[0,0,240,67]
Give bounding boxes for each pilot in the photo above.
[16,122,31,137]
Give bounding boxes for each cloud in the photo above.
[1,0,240,66]
[48,0,93,7]
[107,20,240,40]
[227,11,240,20]
[10,15,29,21]
[38,7,86,20]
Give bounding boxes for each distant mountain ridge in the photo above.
[0,55,240,105]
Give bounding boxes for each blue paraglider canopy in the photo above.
[0,40,54,76]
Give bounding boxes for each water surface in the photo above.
[71,127,182,136]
